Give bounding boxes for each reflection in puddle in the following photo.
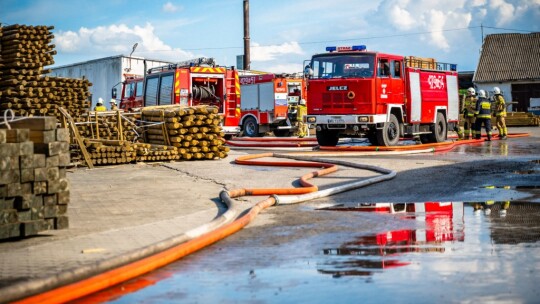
[317,201,540,278]
[318,202,465,277]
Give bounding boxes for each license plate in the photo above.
[328,119,345,124]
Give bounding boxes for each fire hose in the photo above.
[12,152,398,303]
[192,85,219,101]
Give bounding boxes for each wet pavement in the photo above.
[73,128,540,304]
[2,127,538,303]
[77,201,540,304]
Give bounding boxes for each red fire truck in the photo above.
[304,45,459,146]
[239,73,307,137]
[116,75,144,111]
[117,57,242,136]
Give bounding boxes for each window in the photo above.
[125,82,136,98]
[378,59,390,77]
[310,54,375,79]
[145,77,159,106]
[392,61,402,78]
[158,74,173,105]
[135,80,143,97]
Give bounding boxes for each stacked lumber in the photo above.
[83,139,137,166]
[142,105,229,160]
[75,111,139,142]
[0,24,92,122]
[501,112,540,127]
[134,143,181,162]
[0,117,70,239]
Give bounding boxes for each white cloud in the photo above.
[489,0,516,25]
[250,41,304,62]
[163,2,179,13]
[54,23,195,62]
[389,6,416,30]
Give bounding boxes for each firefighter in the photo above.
[297,99,308,138]
[474,90,492,141]
[462,87,477,139]
[492,87,508,140]
[110,99,118,111]
[93,98,107,111]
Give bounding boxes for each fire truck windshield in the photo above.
[310,53,375,79]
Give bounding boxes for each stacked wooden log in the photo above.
[75,111,139,142]
[83,139,137,166]
[497,112,540,127]
[0,24,92,122]
[142,105,229,160]
[0,117,70,239]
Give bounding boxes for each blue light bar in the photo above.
[326,46,337,52]
[352,45,366,51]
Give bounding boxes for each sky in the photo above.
[1,0,539,74]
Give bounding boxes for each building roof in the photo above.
[50,55,172,70]
[473,32,540,83]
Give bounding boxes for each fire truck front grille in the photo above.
[322,93,354,110]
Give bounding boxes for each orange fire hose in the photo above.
[13,154,341,304]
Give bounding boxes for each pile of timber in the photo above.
[142,105,229,160]
[83,139,137,166]
[75,111,139,142]
[500,112,540,127]
[0,117,70,239]
[0,24,92,122]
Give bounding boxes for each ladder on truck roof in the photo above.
[147,57,217,74]
[405,57,457,72]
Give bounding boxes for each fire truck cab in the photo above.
[305,45,459,146]
[116,76,144,111]
[141,57,241,136]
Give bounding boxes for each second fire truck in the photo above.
[304,45,460,146]
[118,57,242,136]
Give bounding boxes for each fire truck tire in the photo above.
[421,112,447,143]
[243,117,260,137]
[316,129,339,146]
[432,112,447,142]
[376,114,400,146]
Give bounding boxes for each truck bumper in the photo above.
[222,126,241,135]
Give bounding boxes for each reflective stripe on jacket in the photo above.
[494,94,507,117]
[475,97,492,119]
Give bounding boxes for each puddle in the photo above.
[77,201,540,303]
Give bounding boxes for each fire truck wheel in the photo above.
[243,117,260,137]
[421,112,447,143]
[376,114,400,146]
[432,112,447,142]
[316,129,339,146]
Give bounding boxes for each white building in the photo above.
[50,55,172,109]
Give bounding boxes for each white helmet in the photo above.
[97,98,104,105]
[493,87,501,95]
[478,90,486,98]
[110,99,117,105]
[467,87,476,96]
[299,99,306,106]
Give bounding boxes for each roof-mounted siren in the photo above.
[326,45,367,52]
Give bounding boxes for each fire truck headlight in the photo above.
[357,116,369,123]
[307,116,316,123]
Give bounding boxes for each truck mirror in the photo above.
[111,88,117,99]
[304,66,313,77]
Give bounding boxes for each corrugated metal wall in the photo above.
[50,56,171,110]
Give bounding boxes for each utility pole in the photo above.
[243,0,250,70]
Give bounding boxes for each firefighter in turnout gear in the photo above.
[474,90,492,141]
[492,87,508,140]
[93,98,107,112]
[297,99,308,138]
[462,87,477,139]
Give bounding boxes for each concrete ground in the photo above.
[0,126,538,302]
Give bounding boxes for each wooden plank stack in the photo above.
[142,105,229,160]
[499,112,540,127]
[0,24,92,122]
[75,111,139,142]
[0,117,70,239]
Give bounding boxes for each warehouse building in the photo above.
[473,32,540,113]
[50,56,172,109]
